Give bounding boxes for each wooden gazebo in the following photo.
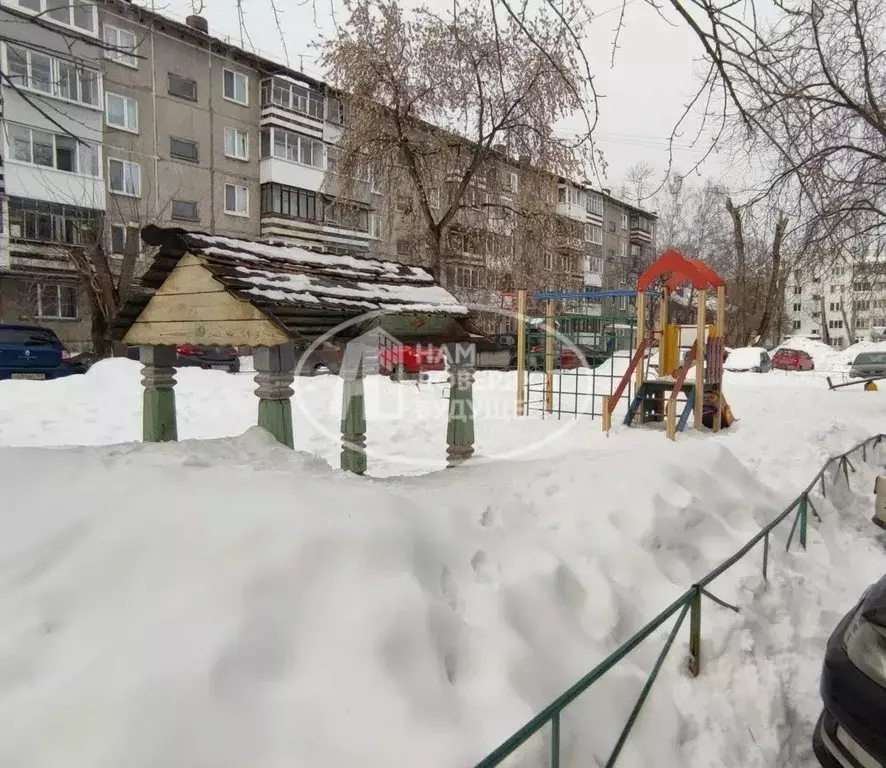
[111,226,480,472]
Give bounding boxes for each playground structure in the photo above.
[512,288,642,420]
[602,250,731,440]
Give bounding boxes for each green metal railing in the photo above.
[475,434,885,768]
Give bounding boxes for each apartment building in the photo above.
[0,0,657,350]
[0,0,105,346]
[786,259,886,347]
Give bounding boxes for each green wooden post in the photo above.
[254,344,295,448]
[340,357,367,474]
[445,342,476,467]
[140,344,178,442]
[799,494,808,550]
[688,587,701,677]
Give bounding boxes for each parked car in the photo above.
[0,324,73,381]
[723,346,772,373]
[379,343,446,377]
[474,333,518,370]
[849,352,886,379]
[175,344,240,373]
[813,572,886,768]
[772,348,815,371]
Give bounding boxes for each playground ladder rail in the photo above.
[473,434,885,768]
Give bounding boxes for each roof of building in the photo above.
[109,226,471,344]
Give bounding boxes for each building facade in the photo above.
[785,259,886,348]
[0,0,657,350]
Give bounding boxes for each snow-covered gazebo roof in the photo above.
[111,226,473,347]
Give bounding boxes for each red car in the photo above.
[771,348,815,371]
[379,343,446,377]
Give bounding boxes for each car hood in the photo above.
[861,573,886,628]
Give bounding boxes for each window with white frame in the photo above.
[620,240,628,257]
[259,127,325,169]
[5,44,101,107]
[103,25,138,68]
[223,69,249,105]
[588,257,603,273]
[105,92,138,132]
[507,172,519,195]
[224,183,249,216]
[370,213,382,239]
[107,158,141,196]
[13,0,96,34]
[28,283,78,320]
[586,193,603,216]
[224,127,249,160]
[8,123,99,176]
[588,224,603,244]
[792,320,801,330]
[261,77,324,119]
[544,253,554,270]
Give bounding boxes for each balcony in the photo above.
[557,235,584,252]
[583,271,603,288]
[629,216,653,244]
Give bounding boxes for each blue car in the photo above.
[0,324,74,381]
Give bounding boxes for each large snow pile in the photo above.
[1,363,885,767]
[771,336,836,369]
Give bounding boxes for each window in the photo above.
[451,265,485,289]
[103,25,138,68]
[109,224,140,256]
[792,320,801,330]
[8,197,96,245]
[105,92,138,132]
[812,294,822,302]
[830,302,839,311]
[370,213,382,239]
[324,200,369,232]
[829,319,844,329]
[224,127,249,160]
[326,95,344,124]
[223,69,248,105]
[429,188,440,209]
[260,183,322,221]
[14,0,96,33]
[27,283,78,320]
[588,256,603,273]
[171,200,199,221]
[396,239,411,257]
[620,213,628,230]
[169,137,199,162]
[544,253,553,270]
[586,194,603,216]
[259,127,325,169]
[167,73,197,102]
[792,303,801,312]
[260,77,324,118]
[7,124,99,176]
[793,286,802,295]
[608,221,617,233]
[5,44,101,107]
[108,158,141,196]
[224,183,249,216]
[620,241,628,258]
[812,311,821,319]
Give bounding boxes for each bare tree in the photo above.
[320,0,596,280]
[619,161,656,208]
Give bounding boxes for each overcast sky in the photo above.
[144,0,745,202]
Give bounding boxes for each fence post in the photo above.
[688,587,701,677]
[551,712,560,768]
[762,532,769,582]
[799,495,808,550]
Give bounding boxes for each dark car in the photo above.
[175,344,240,373]
[772,348,815,371]
[813,573,886,768]
[295,341,345,376]
[849,352,886,379]
[0,324,73,381]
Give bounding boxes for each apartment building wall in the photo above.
[0,0,107,348]
[786,261,886,347]
[100,2,262,242]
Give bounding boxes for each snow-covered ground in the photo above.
[0,361,884,767]
[774,334,886,374]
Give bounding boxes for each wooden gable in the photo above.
[122,253,289,347]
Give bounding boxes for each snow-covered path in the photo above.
[0,362,883,767]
